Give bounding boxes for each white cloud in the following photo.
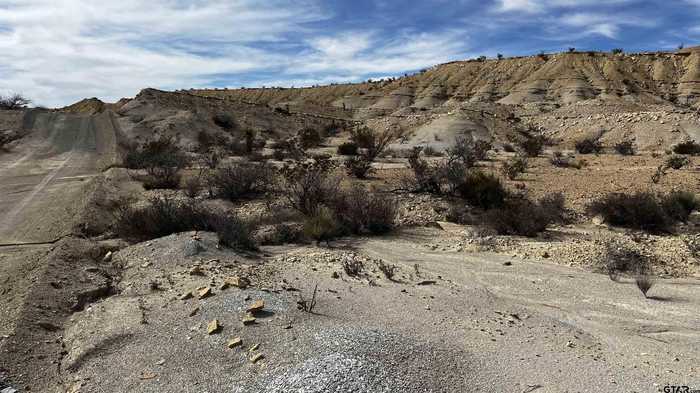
[0,0,327,106]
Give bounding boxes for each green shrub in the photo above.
[456,170,507,209]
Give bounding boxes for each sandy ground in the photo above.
[22,229,699,393]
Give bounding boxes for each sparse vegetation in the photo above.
[114,195,256,250]
[212,113,236,130]
[280,158,340,216]
[672,140,700,155]
[456,170,507,209]
[614,140,636,156]
[518,133,547,157]
[575,136,603,154]
[342,257,364,277]
[501,155,528,180]
[611,48,624,54]
[124,137,188,189]
[333,185,396,235]
[376,260,398,281]
[298,128,323,149]
[207,162,275,201]
[181,176,202,198]
[589,191,699,232]
[484,193,566,237]
[303,206,339,245]
[345,128,395,178]
[665,155,690,170]
[337,142,358,156]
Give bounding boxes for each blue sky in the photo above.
[0,0,698,107]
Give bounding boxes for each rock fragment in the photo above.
[227,337,243,348]
[207,319,221,334]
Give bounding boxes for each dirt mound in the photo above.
[185,50,700,151]
[115,88,349,151]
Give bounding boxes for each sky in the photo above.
[0,0,699,107]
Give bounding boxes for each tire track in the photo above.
[0,117,88,241]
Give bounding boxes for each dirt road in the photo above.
[0,111,118,244]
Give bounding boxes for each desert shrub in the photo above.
[501,156,528,180]
[665,155,690,170]
[332,185,396,235]
[207,162,274,201]
[342,257,363,276]
[337,142,358,156]
[422,145,443,157]
[589,192,671,232]
[323,123,341,136]
[0,132,17,152]
[636,275,655,298]
[280,158,340,216]
[404,147,443,194]
[456,170,507,209]
[299,128,323,149]
[661,191,700,222]
[258,223,304,245]
[518,134,547,157]
[345,128,395,179]
[200,149,221,169]
[213,113,236,130]
[602,239,651,281]
[484,194,565,237]
[208,214,258,251]
[614,141,636,156]
[343,155,373,179]
[125,137,188,189]
[611,48,624,54]
[181,176,202,198]
[672,140,700,155]
[575,136,603,154]
[303,207,340,245]
[114,196,256,250]
[350,126,377,149]
[448,137,491,166]
[376,260,398,280]
[0,93,31,110]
